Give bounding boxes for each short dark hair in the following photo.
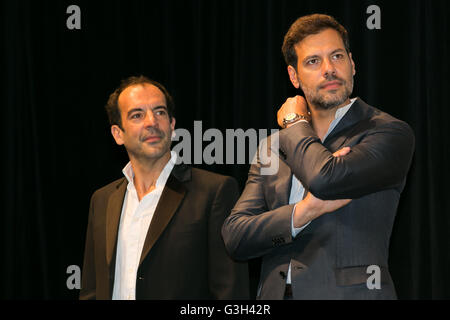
[282,14,350,69]
[105,75,175,129]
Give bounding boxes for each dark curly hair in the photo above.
[282,14,350,70]
[105,75,175,129]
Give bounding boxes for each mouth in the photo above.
[321,80,342,90]
[143,135,163,143]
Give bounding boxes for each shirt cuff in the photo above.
[291,203,311,238]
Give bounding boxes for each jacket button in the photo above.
[138,276,144,280]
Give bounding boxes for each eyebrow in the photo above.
[330,48,346,55]
[127,107,144,117]
[303,48,346,63]
[152,105,168,112]
[126,105,168,117]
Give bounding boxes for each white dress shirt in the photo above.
[112,151,177,300]
[286,98,356,284]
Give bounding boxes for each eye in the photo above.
[130,113,143,119]
[155,109,167,116]
[332,53,344,60]
[306,58,319,65]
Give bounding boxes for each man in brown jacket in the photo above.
[80,76,248,300]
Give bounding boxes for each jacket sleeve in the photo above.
[79,192,97,300]
[278,119,415,200]
[208,177,250,299]
[222,156,295,261]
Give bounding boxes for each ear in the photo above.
[349,52,356,76]
[170,117,176,139]
[287,65,300,89]
[111,125,124,145]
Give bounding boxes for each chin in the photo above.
[311,97,342,110]
[318,91,350,109]
[143,150,166,159]
[145,146,172,159]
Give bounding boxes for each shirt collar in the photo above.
[334,97,357,121]
[122,151,177,186]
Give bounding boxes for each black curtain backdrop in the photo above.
[1,0,449,299]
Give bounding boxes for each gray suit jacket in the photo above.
[222,98,415,299]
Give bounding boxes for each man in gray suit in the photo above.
[222,14,415,299]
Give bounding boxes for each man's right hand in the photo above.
[293,146,352,228]
[277,95,311,128]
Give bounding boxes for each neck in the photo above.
[129,152,171,200]
[309,98,351,140]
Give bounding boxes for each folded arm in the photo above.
[222,163,294,261]
[278,119,415,200]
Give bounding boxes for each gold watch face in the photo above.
[284,113,298,121]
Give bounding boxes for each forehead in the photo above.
[118,83,166,111]
[295,28,345,59]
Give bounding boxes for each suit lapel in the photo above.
[138,165,188,266]
[106,178,127,267]
[323,98,373,151]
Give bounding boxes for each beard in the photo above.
[300,73,354,110]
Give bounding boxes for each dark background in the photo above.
[1,0,449,299]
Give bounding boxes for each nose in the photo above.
[143,111,157,128]
[322,58,336,78]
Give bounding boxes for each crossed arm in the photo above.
[279,120,415,200]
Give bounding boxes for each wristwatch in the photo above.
[282,112,308,128]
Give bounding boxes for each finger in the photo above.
[277,97,298,127]
[329,198,352,212]
[295,96,308,112]
[277,110,285,127]
[332,146,351,157]
[295,95,305,102]
[277,105,286,127]
[335,149,346,157]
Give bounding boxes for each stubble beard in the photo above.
[301,74,354,111]
[127,127,172,164]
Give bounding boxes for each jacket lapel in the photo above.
[138,165,188,266]
[106,178,127,267]
[323,97,373,151]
